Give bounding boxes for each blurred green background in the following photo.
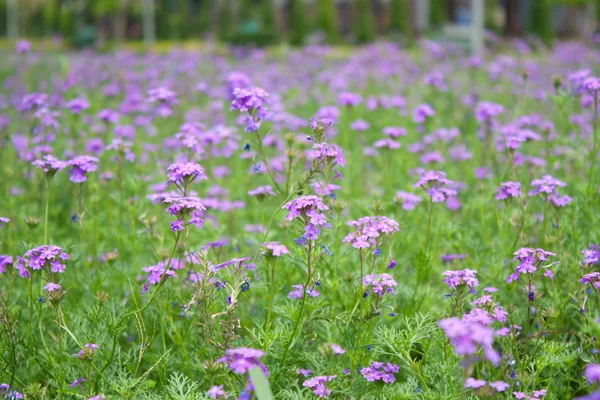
[2,0,599,48]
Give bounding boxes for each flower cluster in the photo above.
[311,142,346,168]
[32,155,67,181]
[343,216,399,250]
[359,362,399,383]
[288,284,320,299]
[582,245,600,267]
[303,375,336,398]
[261,242,289,257]
[464,378,509,392]
[0,383,23,399]
[362,273,397,297]
[413,170,456,202]
[528,175,571,207]
[248,185,277,199]
[394,191,423,210]
[163,197,206,232]
[166,163,207,187]
[73,343,99,360]
[146,87,177,117]
[282,196,329,241]
[230,87,270,132]
[438,318,500,365]
[495,181,521,200]
[506,248,555,285]
[67,155,99,183]
[513,389,547,399]
[441,269,479,292]
[23,245,69,273]
[218,348,268,376]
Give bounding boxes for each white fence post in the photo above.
[471,0,484,56]
[7,0,18,38]
[143,0,156,46]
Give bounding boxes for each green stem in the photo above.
[264,259,276,351]
[425,199,433,254]
[44,179,50,244]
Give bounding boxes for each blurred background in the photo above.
[1,0,598,49]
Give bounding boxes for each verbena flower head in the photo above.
[166,163,207,186]
[282,196,329,240]
[413,104,435,124]
[489,381,510,392]
[288,284,320,299]
[0,383,23,399]
[146,87,178,117]
[360,362,399,383]
[0,217,9,227]
[248,185,277,199]
[438,318,500,365]
[442,269,479,292]
[32,155,67,181]
[580,272,600,289]
[207,385,226,399]
[394,191,422,210]
[329,343,345,354]
[464,377,486,389]
[413,170,456,202]
[218,347,268,376]
[338,92,362,107]
[0,255,12,274]
[495,181,521,200]
[362,274,397,297]
[506,248,555,285]
[528,175,567,196]
[230,87,268,114]
[261,242,289,257]
[582,246,600,267]
[68,156,99,183]
[343,216,399,249]
[163,197,205,231]
[141,260,177,293]
[23,245,69,273]
[73,343,99,360]
[475,101,505,124]
[311,143,345,167]
[584,364,600,384]
[303,375,336,398]
[513,389,547,399]
[65,97,90,114]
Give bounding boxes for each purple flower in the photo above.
[249,185,277,199]
[311,143,345,167]
[73,343,99,360]
[528,175,567,197]
[303,375,336,398]
[15,39,31,54]
[69,377,87,390]
[438,318,500,365]
[0,255,12,274]
[262,242,289,257]
[67,156,99,183]
[282,196,330,240]
[441,269,479,291]
[23,245,69,273]
[343,216,399,249]
[507,248,555,285]
[288,284,320,299]
[585,364,600,383]
[394,191,422,210]
[360,362,399,383]
[97,109,120,124]
[495,182,521,200]
[475,101,504,123]
[362,274,397,297]
[218,347,268,377]
[414,170,456,203]
[382,127,407,137]
[65,97,90,114]
[207,385,226,399]
[167,163,207,186]
[0,217,9,227]
[374,138,400,149]
[489,381,510,392]
[32,155,67,181]
[582,247,600,266]
[329,344,345,355]
[230,87,269,114]
[297,368,312,377]
[147,87,178,117]
[43,282,62,293]
[338,92,362,107]
[464,377,486,389]
[413,104,435,124]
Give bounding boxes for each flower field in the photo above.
[1,39,600,399]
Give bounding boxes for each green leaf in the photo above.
[249,366,274,400]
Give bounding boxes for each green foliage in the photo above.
[261,0,279,45]
[315,0,339,44]
[217,0,234,42]
[430,0,447,28]
[354,0,376,44]
[288,0,307,46]
[529,0,555,47]
[388,0,411,37]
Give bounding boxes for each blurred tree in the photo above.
[316,0,339,43]
[288,0,307,46]
[41,0,60,36]
[217,0,234,42]
[430,0,447,28]
[504,0,520,36]
[388,0,411,37]
[354,0,376,43]
[529,0,554,46]
[261,0,278,44]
